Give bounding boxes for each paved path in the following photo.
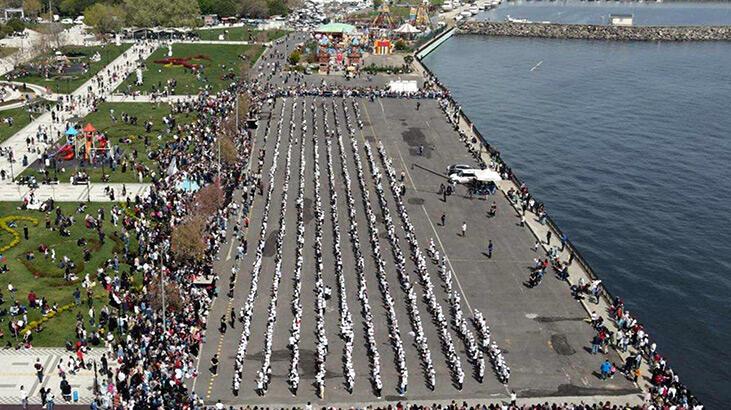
[0,42,158,184]
[0,183,150,202]
[0,347,112,406]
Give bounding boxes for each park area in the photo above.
[0,106,34,144]
[117,43,264,95]
[0,202,139,347]
[21,102,197,183]
[1,44,130,93]
[195,26,287,42]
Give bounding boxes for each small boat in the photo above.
[506,15,531,23]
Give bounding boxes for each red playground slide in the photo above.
[56,144,75,161]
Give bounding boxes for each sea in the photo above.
[423,3,731,407]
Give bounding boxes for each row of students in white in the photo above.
[232,100,288,395]
[323,100,384,396]
[360,118,437,391]
[256,101,297,395]
[374,136,467,389]
[337,99,409,396]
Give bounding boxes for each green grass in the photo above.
[0,106,35,144]
[0,202,139,347]
[2,44,131,94]
[20,102,198,183]
[196,26,287,42]
[117,43,264,95]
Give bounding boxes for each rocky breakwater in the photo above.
[459,21,731,41]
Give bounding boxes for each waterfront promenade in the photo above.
[193,94,641,405]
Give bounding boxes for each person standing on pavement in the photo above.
[546,230,552,245]
[461,221,467,237]
[440,213,446,226]
[487,240,493,258]
[210,353,219,375]
[34,357,44,382]
[19,385,28,409]
[46,392,55,410]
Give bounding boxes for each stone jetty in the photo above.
[459,21,731,41]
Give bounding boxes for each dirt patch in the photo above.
[550,334,576,356]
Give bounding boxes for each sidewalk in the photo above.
[0,183,150,202]
[0,347,113,406]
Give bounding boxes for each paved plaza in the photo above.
[193,96,640,406]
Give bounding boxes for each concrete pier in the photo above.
[459,21,731,42]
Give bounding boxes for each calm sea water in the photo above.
[477,0,731,26]
[423,36,731,407]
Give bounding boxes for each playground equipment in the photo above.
[58,123,109,163]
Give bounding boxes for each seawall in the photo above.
[459,21,731,41]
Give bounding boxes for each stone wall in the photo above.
[459,21,731,41]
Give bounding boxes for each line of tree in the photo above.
[0,0,301,33]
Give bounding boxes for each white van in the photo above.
[449,169,501,184]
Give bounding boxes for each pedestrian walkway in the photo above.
[0,183,150,202]
[0,347,111,406]
[0,42,158,185]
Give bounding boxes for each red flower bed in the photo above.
[153,55,212,69]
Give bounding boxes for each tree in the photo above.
[23,0,42,17]
[267,0,287,16]
[199,0,237,16]
[147,276,184,312]
[239,0,268,18]
[123,0,156,27]
[6,18,25,33]
[60,0,94,17]
[404,54,414,66]
[84,3,125,35]
[288,49,301,65]
[166,0,201,27]
[219,135,238,165]
[171,215,207,260]
[124,0,200,27]
[373,0,383,11]
[192,182,225,217]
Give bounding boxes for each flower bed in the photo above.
[0,216,38,253]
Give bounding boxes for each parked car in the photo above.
[446,164,472,175]
[449,169,501,184]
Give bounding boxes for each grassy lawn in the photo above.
[1,44,131,93]
[0,106,35,144]
[0,202,139,347]
[117,43,264,95]
[196,26,287,42]
[20,102,198,183]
